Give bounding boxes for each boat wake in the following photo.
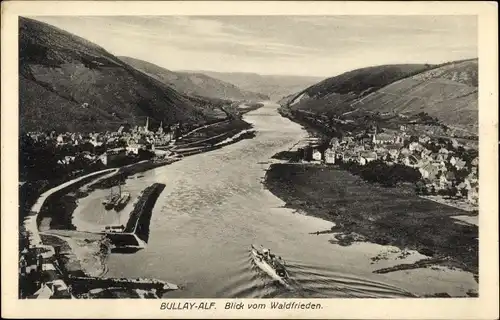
[213,251,417,298]
[286,262,417,298]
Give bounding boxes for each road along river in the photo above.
[72,102,477,298]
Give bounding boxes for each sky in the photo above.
[30,15,477,77]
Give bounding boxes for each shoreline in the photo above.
[263,162,478,278]
[20,111,261,298]
[37,115,259,232]
[268,108,478,278]
[419,195,478,214]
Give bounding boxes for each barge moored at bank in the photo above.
[101,183,166,251]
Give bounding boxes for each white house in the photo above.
[90,139,103,147]
[419,135,431,144]
[409,142,423,152]
[56,134,64,145]
[32,283,53,299]
[450,156,466,170]
[312,149,322,161]
[358,151,377,165]
[419,163,439,180]
[372,132,396,145]
[471,157,479,166]
[400,148,411,157]
[330,137,340,148]
[342,151,357,163]
[126,144,140,155]
[98,153,108,166]
[324,148,336,164]
[438,147,450,155]
[467,187,479,205]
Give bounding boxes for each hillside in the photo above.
[348,59,478,133]
[286,64,435,114]
[19,17,227,133]
[119,57,269,102]
[179,70,324,101]
[283,60,478,133]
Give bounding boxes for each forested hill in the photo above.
[119,56,270,102]
[282,59,478,134]
[19,17,228,133]
[180,70,324,102]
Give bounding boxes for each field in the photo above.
[264,163,478,275]
[174,119,253,149]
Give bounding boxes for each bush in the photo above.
[341,160,422,187]
[437,189,448,196]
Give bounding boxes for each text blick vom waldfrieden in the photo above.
[160,301,322,310]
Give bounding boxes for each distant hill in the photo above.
[286,64,435,113]
[179,70,324,101]
[19,17,227,133]
[119,57,269,102]
[353,59,478,133]
[283,60,478,133]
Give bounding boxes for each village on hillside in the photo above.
[292,121,479,210]
[22,117,179,170]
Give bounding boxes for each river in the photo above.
[72,102,477,298]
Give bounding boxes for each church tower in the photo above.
[157,121,163,134]
[372,126,377,144]
[145,117,149,133]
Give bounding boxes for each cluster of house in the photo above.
[298,129,479,205]
[19,242,73,299]
[27,118,180,166]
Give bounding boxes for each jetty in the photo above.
[103,183,166,250]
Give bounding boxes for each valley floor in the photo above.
[19,113,260,299]
[263,162,478,279]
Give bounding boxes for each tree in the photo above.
[437,137,447,145]
[415,181,427,195]
[430,185,436,195]
[437,189,448,196]
[448,185,458,198]
[77,142,95,153]
[461,188,469,198]
[455,168,469,184]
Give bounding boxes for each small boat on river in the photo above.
[102,183,130,211]
[102,193,119,210]
[114,191,131,211]
[250,244,291,288]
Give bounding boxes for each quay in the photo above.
[21,168,177,299]
[103,183,166,249]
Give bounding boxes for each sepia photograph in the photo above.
[2,1,498,319]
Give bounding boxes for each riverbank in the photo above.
[263,163,478,278]
[173,118,255,153]
[90,101,478,298]
[32,112,262,232]
[88,158,179,191]
[21,107,263,298]
[24,166,178,298]
[34,114,260,239]
[420,195,478,214]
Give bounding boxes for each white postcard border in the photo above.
[1,1,498,319]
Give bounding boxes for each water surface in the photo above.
[74,102,477,298]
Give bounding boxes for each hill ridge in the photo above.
[179,70,325,101]
[119,56,269,102]
[282,59,478,133]
[19,17,227,133]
